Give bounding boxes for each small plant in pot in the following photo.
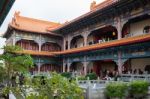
[105,82,128,99]
[129,80,149,99]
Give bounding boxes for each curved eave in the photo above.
[56,34,150,55]
[0,0,15,27]
[3,24,63,38]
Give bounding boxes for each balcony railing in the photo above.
[88,39,117,46]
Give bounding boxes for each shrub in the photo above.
[85,73,97,80]
[27,72,84,99]
[61,72,72,78]
[105,82,128,99]
[78,76,87,80]
[129,80,149,98]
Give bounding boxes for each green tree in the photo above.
[0,63,7,83]
[0,45,33,86]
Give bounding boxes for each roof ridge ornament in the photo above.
[12,11,20,27]
[14,11,20,17]
[90,1,96,11]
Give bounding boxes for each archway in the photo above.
[87,60,117,77]
[40,64,61,72]
[41,42,61,52]
[87,62,94,74]
[16,39,39,51]
[130,58,150,74]
[70,35,84,49]
[87,25,117,45]
[70,62,84,74]
[145,65,150,74]
[122,14,150,38]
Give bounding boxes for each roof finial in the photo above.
[12,11,20,26]
[90,1,96,10]
[14,11,20,17]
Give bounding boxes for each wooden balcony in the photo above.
[16,34,150,56]
[56,33,150,55]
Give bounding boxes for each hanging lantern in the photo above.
[112,32,116,36]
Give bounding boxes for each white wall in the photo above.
[131,58,150,71]
[87,35,94,45]
[87,62,93,71]
[130,19,150,36]
[76,38,84,47]
[71,37,84,48]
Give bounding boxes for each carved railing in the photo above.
[120,74,150,82]
[77,74,150,88]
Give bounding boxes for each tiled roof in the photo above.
[56,34,150,55]
[91,0,117,11]
[52,0,118,32]
[9,12,62,35]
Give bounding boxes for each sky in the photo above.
[0,0,104,53]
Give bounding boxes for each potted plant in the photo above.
[129,80,149,99]
[105,82,128,99]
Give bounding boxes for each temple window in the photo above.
[87,26,117,45]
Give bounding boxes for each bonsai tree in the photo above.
[129,80,149,99]
[105,82,128,99]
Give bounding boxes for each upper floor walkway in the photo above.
[16,33,150,56]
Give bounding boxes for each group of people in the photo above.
[102,70,119,81]
[122,68,144,75]
[11,73,24,87]
[102,68,148,81]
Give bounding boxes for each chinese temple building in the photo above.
[4,0,150,76]
[0,0,15,26]
[4,12,62,74]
